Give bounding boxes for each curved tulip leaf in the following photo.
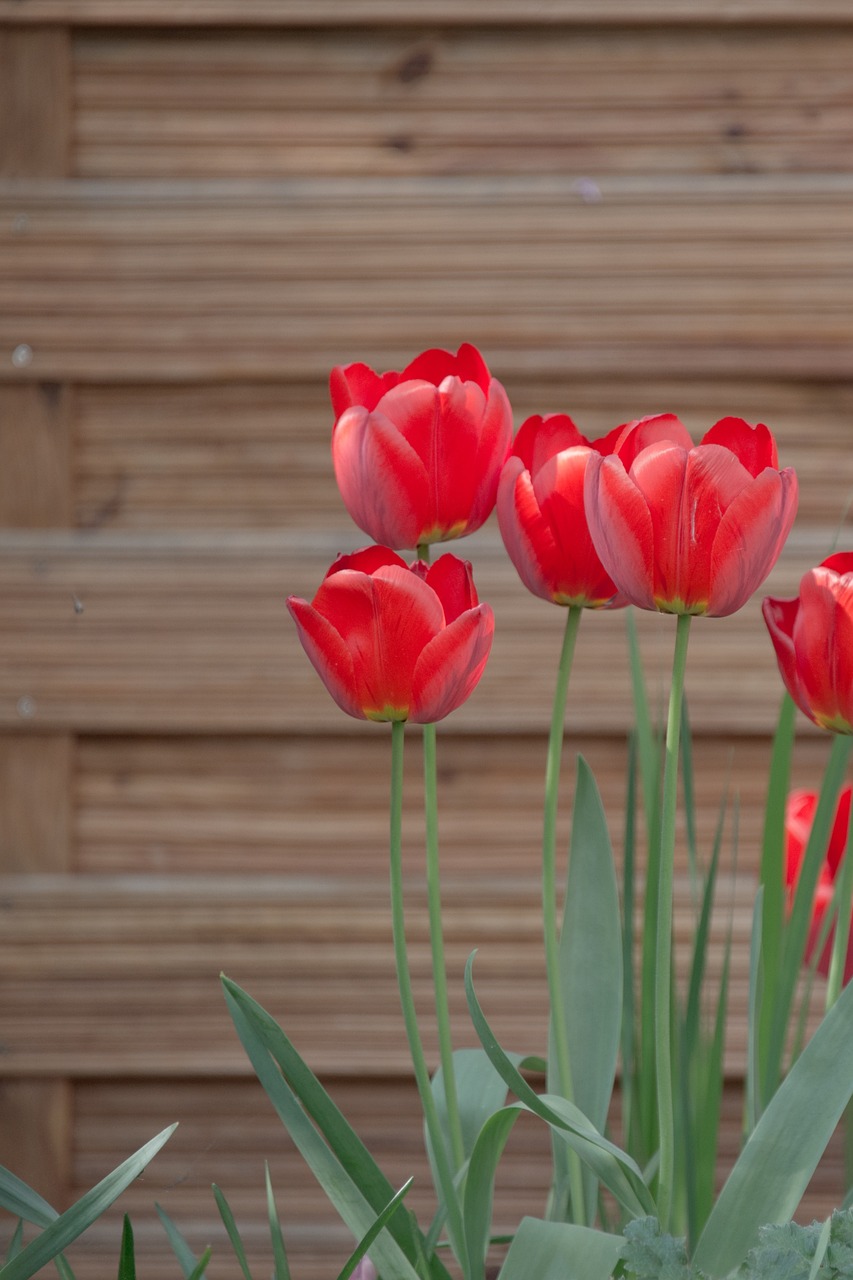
[0,1169,58,1230]
[550,756,622,1218]
[0,1126,176,1280]
[496,1217,625,1280]
[694,971,853,1277]
[462,1106,521,1277]
[464,952,654,1219]
[431,1047,518,1163]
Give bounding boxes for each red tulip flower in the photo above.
[763,553,853,733]
[287,546,493,724]
[785,786,853,985]
[330,344,513,551]
[584,415,798,617]
[496,413,685,609]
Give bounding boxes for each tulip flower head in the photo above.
[496,413,627,609]
[585,415,798,617]
[330,344,513,551]
[764,552,853,733]
[287,546,493,724]
[785,786,853,986]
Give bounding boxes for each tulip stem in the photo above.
[389,720,466,1265]
[826,787,853,1010]
[543,603,585,1223]
[424,720,466,1172]
[656,610,692,1231]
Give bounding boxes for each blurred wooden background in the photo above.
[3,3,853,1275]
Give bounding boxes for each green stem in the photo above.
[424,721,466,1171]
[655,611,692,1231]
[389,721,466,1265]
[826,777,853,1010]
[543,604,585,1222]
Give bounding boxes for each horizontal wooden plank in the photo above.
[0,529,834,734]
[3,0,853,22]
[4,178,853,380]
[72,377,853,531]
[73,28,853,179]
[0,871,771,1078]
[53,1078,845,1279]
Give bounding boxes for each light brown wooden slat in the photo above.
[3,178,853,380]
[0,871,767,1078]
[72,28,853,179]
[71,378,853,532]
[0,384,72,527]
[0,27,70,177]
[0,529,833,734]
[0,735,72,873]
[0,1080,71,1210]
[3,0,853,22]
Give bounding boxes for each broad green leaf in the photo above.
[0,1169,58,1229]
[497,1216,624,1280]
[431,1048,517,1162]
[0,1126,175,1280]
[549,756,622,1222]
[116,1215,136,1280]
[223,980,424,1280]
[337,1179,413,1280]
[264,1164,290,1280]
[695,973,853,1277]
[462,1107,521,1277]
[464,952,654,1219]
[155,1203,205,1279]
[212,1185,254,1280]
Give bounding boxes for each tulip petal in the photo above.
[511,414,588,475]
[795,565,853,732]
[586,453,656,609]
[497,457,561,603]
[534,448,621,606]
[332,405,431,548]
[423,554,479,624]
[701,417,778,476]
[411,604,494,723]
[707,467,798,616]
[287,595,365,720]
[399,342,491,395]
[612,414,693,469]
[329,362,397,416]
[325,545,409,579]
[762,594,808,716]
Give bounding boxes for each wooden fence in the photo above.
[2,4,853,1275]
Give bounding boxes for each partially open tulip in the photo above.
[763,553,853,733]
[497,413,627,608]
[585,415,798,617]
[785,786,853,985]
[330,344,513,551]
[287,546,493,723]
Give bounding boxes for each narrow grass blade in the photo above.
[4,1224,23,1264]
[53,1256,77,1280]
[116,1216,136,1280]
[497,1217,624,1280]
[694,972,853,1277]
[0,1170,57,1229]
[0,1126,175,1280]
[745,889,764,1138]
[186,1248,213,1280]
[620,734,638,1155]
[337,1179,414,1280]
[807,1216,832,1280]
[264,1164,290,1280]
[155,1203,206,1279]
[212,1185,254,1280]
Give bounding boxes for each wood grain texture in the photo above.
[0,734,72,872]
[0,529,831,734]
[4,177,853,381]
[71,377,853,532]
[0,383,72,527]
[3,0,853,22]
[0,26,70,176]
[73,28,853,179]
[0,1080,71,1209]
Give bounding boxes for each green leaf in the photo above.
[464,952,654,1219]
[116,1216,136,1280]
[619,1216,705,1279]
[462,1106,523,1276]
[222,979,425,1280]
[155,1203,206,1279]
[0,1169,58,1229]
[497,1217,625,1280]
[0,1126,175,1280]
[186,1248,213,1280]
[4,1223,23,1264]
[431,1048,516,1163]
[212,1185,254,1280]
[549,756,623,1220]
[264,1164,290,1280]
[695,975,853,1277]
[336,1178,413,1280]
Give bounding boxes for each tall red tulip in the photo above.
[287,546,493,724]
[763,552,853,733]
[330,344,513,551]
[785,786,853,985]
[496,413,687,608]
[585,416,798,617]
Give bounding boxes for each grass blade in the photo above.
[155,1203,207,1279]
[264,1164,290,1280]
[212,1185,254,1280]
[337,1179,414,1280]
[0,1170,58,1230]
[186,1248,213,1280]
[4,1224,23,1265]
[116,1216,136,1280]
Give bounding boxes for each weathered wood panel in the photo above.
[4,178,853,381]
[71,377,853,532]
[0,27,70,176]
